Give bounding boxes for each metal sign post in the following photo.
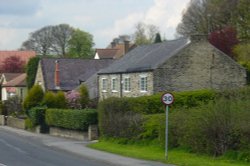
[161,93,174,160]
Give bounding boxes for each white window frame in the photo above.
[111,77,118,92]
[140,75,148,92]
[102,78,108,92]
[123,77,131,92]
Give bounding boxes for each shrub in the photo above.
[65,90,81,109]
[42,91,56,108]
[3,96,23,116]
[55,91,67,108]
[23,85,44,111]
[42,91,67,109]
[45,108,97,131]
[0,100,4,115]
[98,97,144,139]
[28,106,48,133]
[79,85,89,109]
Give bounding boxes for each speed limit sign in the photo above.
[161,93,174,105]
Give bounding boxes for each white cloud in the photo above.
[0,28,31,50]
[95,0,189,47]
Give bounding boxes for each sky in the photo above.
[0,0,190,50]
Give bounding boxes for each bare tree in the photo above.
[133,22,159,45]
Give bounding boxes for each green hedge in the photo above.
[98,89,215,115]
[28,107,46,126]
[46,109,97,131]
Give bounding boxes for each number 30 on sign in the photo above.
[161,93,174,105]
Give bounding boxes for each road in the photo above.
[0,126,169,166]
[0,127,114,166]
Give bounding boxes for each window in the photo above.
[140,76,147,92]
[124,77,131,92]
[111,78,118,92]
[102,78,107,92]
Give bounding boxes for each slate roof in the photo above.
[98,38,190,74]
[95,49,119,59]
[41,58,114,91]
[0,51,36,66]
[2,73,26,87]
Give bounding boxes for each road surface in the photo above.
[0,126,169,166]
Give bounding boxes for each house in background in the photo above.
[98,36,247,100]
[94,35,136,60]
[0,50,36,69]
[0,73,27,101]
[34,58,114,99]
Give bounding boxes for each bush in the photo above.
[28,106,48,133]
[23,85,44,111]
[3,96,23,116]
[98,97,144,139]
[42,91,67,109]
[65,90,81,109]
[79,85,89,109]
[0,100,4,115]
[46,108,97,131]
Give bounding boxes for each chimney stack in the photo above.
[124,40,130,54]
[54,60,60,90]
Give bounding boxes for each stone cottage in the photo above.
[35,58,114,99]
[98,36,247,100]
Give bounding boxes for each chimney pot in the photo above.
[54,60,60,90]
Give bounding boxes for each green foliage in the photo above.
[23,85,44,111]
[3,96,23,116]
[25,118,35,130]
[0,101,4,115]
[79,85,90,109]
[68,29,94,58]
[98,97,144,139]
[28,106,48,133]
[42,91,67,109]
[238,61,250,85]
[46,108,97,131]
[26,57,40,89]
[55,91,67,108]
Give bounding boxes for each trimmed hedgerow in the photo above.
[45,108,97,131]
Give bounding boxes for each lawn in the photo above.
[88,140,249,166]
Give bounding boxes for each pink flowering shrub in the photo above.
[65,90,81,109]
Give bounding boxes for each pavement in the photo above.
[0,126,171,166]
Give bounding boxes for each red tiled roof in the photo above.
[2,73,26,87]
[0,51,36,66]
[95,49,119,59]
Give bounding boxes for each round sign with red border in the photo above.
[161,93,174,105]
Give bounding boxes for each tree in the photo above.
[21,25,54,56]
[26,57,40,89]
[234,43,250,62]
[21,24,93,57]
[209,26,239,59]
[51,24,74,57]
[79,85,89,109]
[154,33,162,43]
[176,0,238,37]
[234,0,250,41]
[1,56,25,73]
[133,22,159,45]
[23,85,44,112]
[68,29,94,58]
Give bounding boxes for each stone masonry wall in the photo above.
[99,72,153,100]
[34,61,46,91]
[153,40,247,93]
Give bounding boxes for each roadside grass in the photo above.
[88,140,249,166]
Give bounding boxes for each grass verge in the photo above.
[88,140,249,166]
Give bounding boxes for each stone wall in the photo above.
[0,115,5,125]
[153,40,247,92]
[49,125,98,141]
[99,72,154,100]
[34,61,46,91]
[6,116,25,129]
